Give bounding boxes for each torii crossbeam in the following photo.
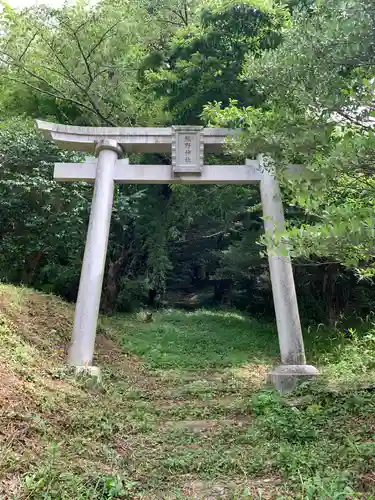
[37,120,318,391]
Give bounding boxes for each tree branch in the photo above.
[54,17,96,86]
[24,38,117,126]
[86,20,123,60]
[18,31,39,62]
[42,36,87,92]
[85,94,118,126]
[4,71,117,126]
[156,17,183,26]
[183,0,189,26]
[4,75,94,114]
[336,110,372,130]
[71,30,94,85]
[72,15,96,34]
[294,261,340,267]
[165,6,189,26]
[0,52,72,99]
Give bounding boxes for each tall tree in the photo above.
[0,118,89,296]
[203,0,375,271]
[0,0,164,125]
[144,0,288,124]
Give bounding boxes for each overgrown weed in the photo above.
[1,284,375,498]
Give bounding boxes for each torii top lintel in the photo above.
[36,120,237,154]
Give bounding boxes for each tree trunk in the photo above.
[102,247,129,312]
[323,264,340,326]
[22,251,43,284]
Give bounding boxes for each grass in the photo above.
[0,283,375,498]
[110,309,278,370]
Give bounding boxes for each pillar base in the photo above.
[268,364,319,393]
[74,365,102,382]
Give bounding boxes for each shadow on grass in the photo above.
[112,309,279,370]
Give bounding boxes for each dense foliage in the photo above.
[143,0,287,123]
[1,0,375,323]
[204,0,375,269]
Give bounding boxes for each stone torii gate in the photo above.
[37,120,318,391]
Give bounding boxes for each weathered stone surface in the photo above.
[268,364,319,393]
[74,365,102,382]
[54,161,262,184]
[257,155,307,366]
[172,125,203,173]
[36,120,236,154]
[68,146,119,367]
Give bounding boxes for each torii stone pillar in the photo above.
[257,155,318,391]
[69,140,122,372]
[36,120,317,391]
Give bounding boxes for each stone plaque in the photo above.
[172,126,204,173]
